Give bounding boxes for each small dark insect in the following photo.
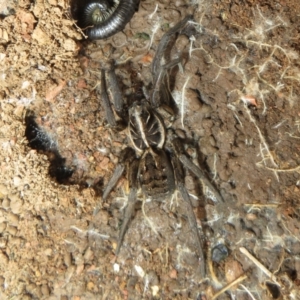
[70,0,140,40]
[98,16,224,278]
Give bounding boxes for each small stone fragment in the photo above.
[0,222,7,234]
[0,251,8,265]
[6,225,17,236]
[0,184,8,196]
[225,259,244,288]
[63,38,77,52]
[87,281,95,291]
[41,284,50,296]
[9,195,23,214]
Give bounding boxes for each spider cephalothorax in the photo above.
[128,100,166,152]
[97,15,224,278]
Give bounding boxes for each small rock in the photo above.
[7,213,19,226]
[2,198,10,210]
[0,237,7,248]
[41,284,50,296]
[9,195,23,214]
[83,247,93,262]
[0,184,8,196]
[0,222,7,233]
[113,263,120,273]
[169,269,177,279]
[225,259,244,287]
[32,27,51,45]
[87,281,95,291]
[44,248,52,256]
[0,251,8,265]
[13,176,22,187]
[63,252,72,267]
[76,264,84,275]
[6,225,17,236]
[63,38,77,52]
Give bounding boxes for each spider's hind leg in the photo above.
[169,133,224,204]
[116,151,139,255]
[170,151,206,279]
[95,147,139,254]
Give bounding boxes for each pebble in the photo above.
[41,284,50,296]
[63,252,72,267]
[10,195,23,214]
[7,212,19,226]
[0,251,8,265]
[44,248,52,256]
[169,269,177,279]
[13,176,22,187]
[0,184,8,196]
[6,225,17,235]
[87,281,95,291]
[63,38,77,52]
[225,259,244,287]
[0,222,7,233]
[2,198,10,210]
[0,237,7,248]
[83,247,93,262]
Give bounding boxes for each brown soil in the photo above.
[1,0,300,299]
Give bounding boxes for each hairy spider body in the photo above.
[71,0,139,40]
[97,16,223,278]
[139,146,175,199]
[129,101,166,152]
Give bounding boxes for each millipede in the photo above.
[71,0,140,40]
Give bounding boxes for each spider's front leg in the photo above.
[99,64,126,130]
[151,15,193,108]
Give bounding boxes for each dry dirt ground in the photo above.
[1,0,300,299]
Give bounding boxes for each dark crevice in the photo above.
[25,111,74,184]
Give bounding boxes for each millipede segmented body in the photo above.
[71,0,140,40]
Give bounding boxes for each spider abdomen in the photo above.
[138,149,175,200]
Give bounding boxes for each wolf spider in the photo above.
[98,15,223,278]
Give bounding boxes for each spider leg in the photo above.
[100,69,117,127]
[151,15,193,107]
[169,134,224,203]
[93,161,125,216]
[151,15,193,78]
[107,64,124,117]
[179,155,224,203]
[116,156,139,255]
[95,147,139,254]
[100,67,126,129]
[102,164,125,201]
[94,148,135,213]
[115,184,138,255]
[102,148,136,202]
[151,57,181,108]
[170,152,206,278]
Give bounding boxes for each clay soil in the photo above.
[1,0,300,299]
